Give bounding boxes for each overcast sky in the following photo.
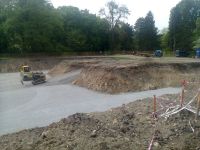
[51,0,181,30]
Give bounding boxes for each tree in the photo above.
[120,23,134,50]
[193,18,200,48]
[58,6,110,52]
[143,11,159,50]
[134,11,159,51]
[160,28,170,50]
[4,0,64,53]
[169,0,200,51]
[0,24,8,53]
[99,0,130,50]
[0,0,19,53]
[0,0,132,54]
[134,17,145,50]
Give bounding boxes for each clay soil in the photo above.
[1,56,200,150]
[41,56,200,94]
[1,83,200,150]
[0,57,63,73]
[73,61,200,93]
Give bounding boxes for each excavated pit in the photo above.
[1,58,200,149]
[48,60,101,76]
[73,62,200,93]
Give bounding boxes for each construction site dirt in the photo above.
[1,56,200,150]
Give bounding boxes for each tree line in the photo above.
[168,0,200,51]
[0,0,200,54]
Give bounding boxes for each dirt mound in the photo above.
[48,60,100,76]
[0,58,63,73]
[1,90,200,150]
[48,61,77,76]
[73,63,195,93]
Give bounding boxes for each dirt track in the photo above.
[0,70,180,136]
[1,85,200,150]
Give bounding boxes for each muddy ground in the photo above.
[0,83,200,150]
[1,55,200,150]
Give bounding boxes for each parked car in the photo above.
[175,50,189,57]
[154,50,163,57]
[196,48,200,58]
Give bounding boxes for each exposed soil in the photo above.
[1,56,200,150]
[48,60,100,76]
[0,56,105,73]
[0,58,63,73]
[0,83,200,150]
[73,62,200,93]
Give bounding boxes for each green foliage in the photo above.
[99,0,130,30]
[193,18,200,48]
[0,0,156,54]
[58,6,110,51]
[160,28,170,50]
[99,0,131,50]
[169,0,200,51]
[163,48,174,57]
[120,23,134,50]
[1,0,65,53]
[134,11,159,51]
[2,0,200,55]
[193,38,200,48]
[0,24,8,53]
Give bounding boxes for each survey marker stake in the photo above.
[153,95,157,118]
[195,91,200,120]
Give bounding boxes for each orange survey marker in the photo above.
[196,91,200,120]
[180,87,184,108]
[154,95,156,113]
[153,95,157,118]
[180,79,187,87]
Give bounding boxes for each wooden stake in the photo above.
[180,87,184,108]
[195,91,200,120]
[153,95,156,115]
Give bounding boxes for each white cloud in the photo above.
[50,0,181,30]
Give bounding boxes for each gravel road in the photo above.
[0,71,180,136]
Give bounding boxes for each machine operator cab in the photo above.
[19,65,46,85]
[20,65,33,84]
